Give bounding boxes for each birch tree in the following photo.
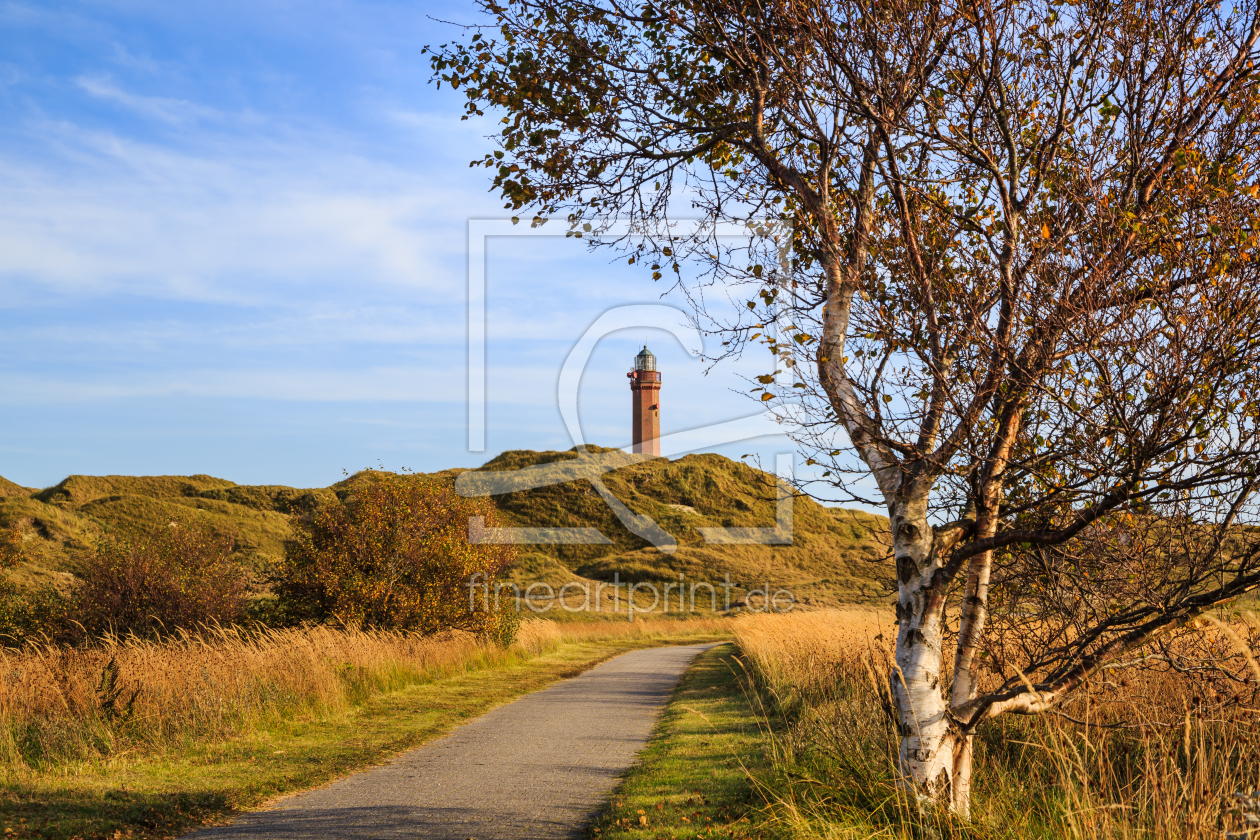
[427,0,1260,813]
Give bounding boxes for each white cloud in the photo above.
[76,74,222,124]
[0,303,468,349]
[0,364,465,404]
[385,108,493,155]
[0,120,489,303]
[108,43,167,75]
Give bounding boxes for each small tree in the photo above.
[429,0,1260,813]
[277,474,518,641]
[77,519,249,637]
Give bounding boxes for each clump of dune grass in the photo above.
[550,613,734,641]
[514,618,565,655]
[0,614,730,772]
[512,613,731,654]
[733,609,1260,840]
[0,624,507,769]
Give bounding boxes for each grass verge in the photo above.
[588,642,772,840]
[1,631,728,840]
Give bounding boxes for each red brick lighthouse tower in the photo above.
[627,346,661,456]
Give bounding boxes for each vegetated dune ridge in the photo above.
[0,447,893,607]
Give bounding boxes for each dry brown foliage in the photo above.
[76,518,250,638]
[278,474,517,639]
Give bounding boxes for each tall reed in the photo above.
[0,614,729,771]
[0,625,502,769]
[547,614,734,642]
[732,609,1260,840]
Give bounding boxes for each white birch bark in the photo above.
[887,492,971,814]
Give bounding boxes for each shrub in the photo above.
[76,519,250,638]
[276,474,517,641]
[0,579,73,644]
[0,519,26,569]
[0,519,76,644]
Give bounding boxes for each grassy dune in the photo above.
[1,450,893,612]
[482,448,891,606]
[0,474,331,592]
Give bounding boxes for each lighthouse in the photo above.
[627,346,661,456]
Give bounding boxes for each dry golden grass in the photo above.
[0,615,731,772]
[511,614,734,654]
[0,624,503,768]
[513,617,565,655]
[732,609,1260,840]
[733,607,889,695]
[549,614,734,641]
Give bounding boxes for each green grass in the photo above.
[0,634,728,840]
[588,642,773,840]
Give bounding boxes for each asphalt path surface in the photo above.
[188,643,717,840]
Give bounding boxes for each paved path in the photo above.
[189,643,716,840]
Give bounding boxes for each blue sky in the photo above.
[0,0,812,493]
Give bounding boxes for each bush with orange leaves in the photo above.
[76,518,250,638]
[276,474,518,643]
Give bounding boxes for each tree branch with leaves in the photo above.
[427,0,1260,813]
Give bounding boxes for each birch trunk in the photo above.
[888,491,974,816]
